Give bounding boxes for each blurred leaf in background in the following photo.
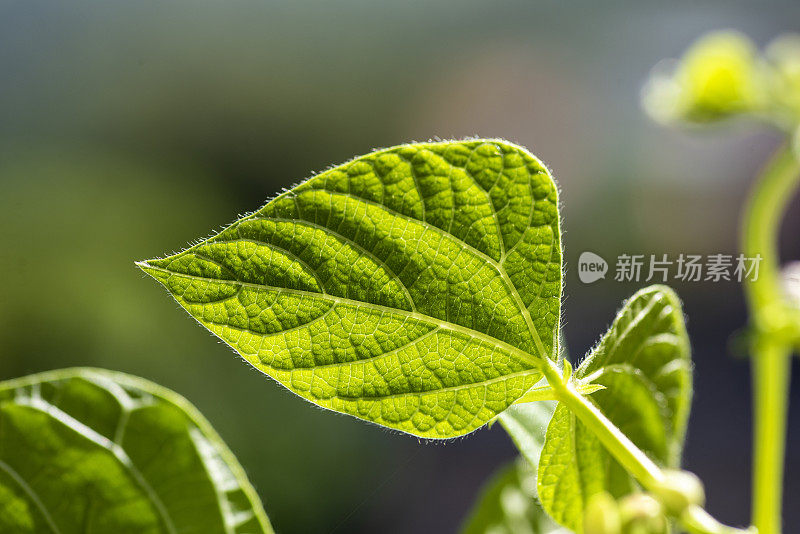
[0,368,273,534]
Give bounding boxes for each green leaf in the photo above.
[537,285,692,532]
[577,285,692,459]
[0,368,273,534]
[461,457,567,534]
[138,140,562,438]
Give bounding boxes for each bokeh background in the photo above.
[1,1,799,532]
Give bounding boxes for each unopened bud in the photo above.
[642,31,764,124]
[584,492,621,534]
[618,494,667,534]
[653,469,705,516]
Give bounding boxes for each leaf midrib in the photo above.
[313,369,538,402]
[140,262,542,370]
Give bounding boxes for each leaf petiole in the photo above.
[512,379,605,404]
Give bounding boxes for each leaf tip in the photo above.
[134,259,167,284]
[633,284,683,310]
[134,259,154,274]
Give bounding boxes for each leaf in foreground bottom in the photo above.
[498,400,556,468]
[537,285,692,532]
[138,140,563,438]
[461,457,567,534]
[0,368,272,534]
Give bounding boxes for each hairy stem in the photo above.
[539,358,751,534]
[540,359,662,487]
[741,144,800,534]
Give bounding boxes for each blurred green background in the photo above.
[1,1,799,532]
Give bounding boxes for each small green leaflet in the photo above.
[461,457,568,534]
[0,368,272,534]
[537,286,693,532]
[461,399,558,533]
[138,140,562,438]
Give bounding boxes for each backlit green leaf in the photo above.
[461,457,567,534]
[138,140,562,438]
[537,285,692,532]
[0,368,272,534]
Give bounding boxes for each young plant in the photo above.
[132,139,740,533]
[1,31,796,534]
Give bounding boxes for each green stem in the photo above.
[683,506,755,534]
[751,340,791,534]
[741,144,800,534]
[540,360,662,487]
[741,146,800,314]
[538,358,750,534]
